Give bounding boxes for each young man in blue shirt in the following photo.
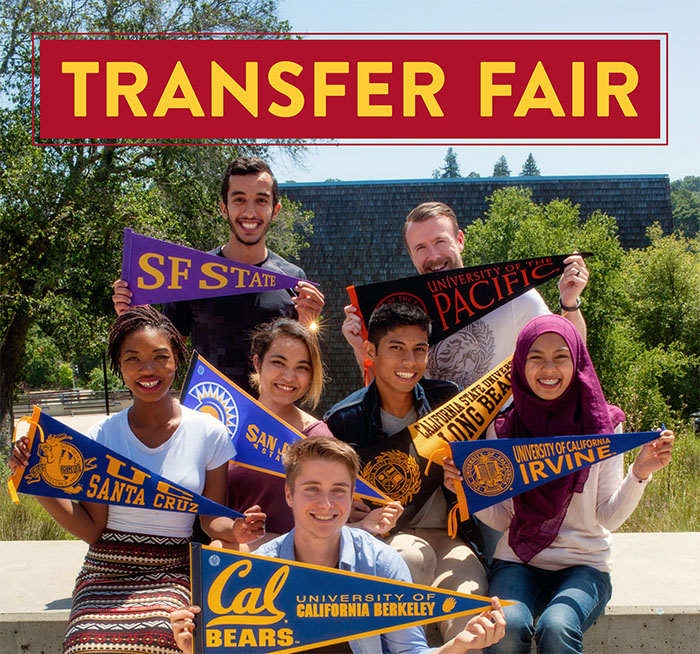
[171,436,505,654]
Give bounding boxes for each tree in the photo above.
[520,153,541,176]
[432,147,462,178]
[492,155,510,177]
[0,0,308,448]
[467,171,481,178]
[670,176,700,237]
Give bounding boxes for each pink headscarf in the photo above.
[495,314,624,563]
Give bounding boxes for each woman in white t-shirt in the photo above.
[10,306,265,654]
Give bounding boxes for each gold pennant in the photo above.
[408,357,513,462]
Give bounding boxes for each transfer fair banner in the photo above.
[180,352,391,505]
[191,542,507,653]
[121,228,313,306]
[7,407,243,519]
[447,430,659,519]
[347,253,591,346]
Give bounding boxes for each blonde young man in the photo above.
[171,436,506,654]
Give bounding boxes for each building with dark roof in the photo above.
[281,174,672,410]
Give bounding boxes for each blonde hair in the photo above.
[283,436,360,490]
[248,318,325,409]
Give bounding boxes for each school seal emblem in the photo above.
[361,450,421,505]
[187,381,239,439]
[25,434,97,494]
[462,448,514,497]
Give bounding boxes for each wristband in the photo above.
[559,296,581,312]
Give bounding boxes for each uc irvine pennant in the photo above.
[7,407,243,519]
[191,543,505,654]
[180,353,391,505]
[448,431,658,519]
[121,228,314,306]
[347,253,591,346]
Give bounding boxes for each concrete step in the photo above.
[0,534,698,653]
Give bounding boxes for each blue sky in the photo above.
[270,0,698,183]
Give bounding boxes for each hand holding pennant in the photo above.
[347,253,592,346]
[121,228,316,306]
[189,543,512,654]
[180,352,391,505]
[7,407,243,519]
[446,431,659,522]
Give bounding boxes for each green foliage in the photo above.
[467,171,480,178]
[18,325,64,389]
[621,425,700,532]
[492,155,510,177]
[520,153,541,176]
[0,459,75,540]
[267,196,315,262]
[87,366,126,393]
[57,363,74,389]
[432,147,462,178]
[460,186,699,430]
[670,176,700,237]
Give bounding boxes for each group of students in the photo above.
[10,155,675,654]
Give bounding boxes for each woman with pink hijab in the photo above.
[445,314,674,654]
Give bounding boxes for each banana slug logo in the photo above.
[361,450,421,505]
[25,434,97,494]
[462,448,514,497]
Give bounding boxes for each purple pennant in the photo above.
[121,228,315,306]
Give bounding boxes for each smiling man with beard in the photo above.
[112,156,324,393]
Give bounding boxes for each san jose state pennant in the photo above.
[347,253,591,345]
[8,407,243,519]
[191,543,508,653]
[180,353,391,505]
[121,228,314,306]
[448,431,659,519]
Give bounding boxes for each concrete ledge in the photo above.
[1,534,698,653]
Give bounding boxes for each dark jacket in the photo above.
[323,377,459,448]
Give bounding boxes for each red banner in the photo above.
[38,35,664,143]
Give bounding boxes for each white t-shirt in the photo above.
[86,405,235,537]
[426,289,550,389]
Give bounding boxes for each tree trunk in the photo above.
[0,311,32,450]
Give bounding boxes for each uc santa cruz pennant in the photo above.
[180,352,391,505]
[7,407,243,519]
[121,228,315,306]
[347,253,592,346]
[447,430,660,520]
[191,543,509,654]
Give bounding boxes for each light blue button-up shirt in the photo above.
[257,526,436,654]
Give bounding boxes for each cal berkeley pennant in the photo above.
[448,430,658,519]
[180,352,391,505]
[191,542,505,653]
[347,253,592,345]
[121,228,314,306]
[8,407,244,519]
[408,357,512,461]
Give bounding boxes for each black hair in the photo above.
[367,302,432,347]
[107,306,188,375]
[220,156,279,208]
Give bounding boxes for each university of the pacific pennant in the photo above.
[7,407,243,519]
[191,542,508,653]
[447,431,659,520]
[347,253,591,345]
[180,352,391,505]
[121,228,314,306]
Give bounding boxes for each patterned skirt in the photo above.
[64,529,190,654]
